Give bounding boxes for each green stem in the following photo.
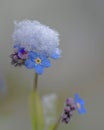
[34,73,38,91]
[53,116,61,130]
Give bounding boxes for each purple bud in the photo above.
[69,111,73,116]
[65,118,70,123]
[13,55,18,60]
[62,116,70,124]
[62,113,67,119]
[66,98,74,106]
[71,104,76,111]
[64,106,70,112]
[18,48,28,59]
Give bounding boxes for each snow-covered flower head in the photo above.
[11,20,61,74]
[13,20,61,56]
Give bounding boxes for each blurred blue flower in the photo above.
[74,93,86,115]
[25,51,51,74]
[50,48,61,59]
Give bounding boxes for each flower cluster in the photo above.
[61,94,86,124]
[10,20,87,130]
[61,98,76,124]
[10,20,61,74]
[10,47,28,66]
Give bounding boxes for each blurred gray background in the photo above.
[0,0,104,130]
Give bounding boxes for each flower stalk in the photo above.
[34,73,38,91]
[53,116,61,130]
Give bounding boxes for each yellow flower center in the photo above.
[77,103,80,109]
[35,58,41,64]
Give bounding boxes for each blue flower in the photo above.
[50,48,61,59]
[25,51,51,75]
[74,93,86,115]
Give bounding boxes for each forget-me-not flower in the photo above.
[74,93,86,114]
[25,51,51,74]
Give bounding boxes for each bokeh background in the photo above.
[0,0,104,130]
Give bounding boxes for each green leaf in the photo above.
[29,91,45,130]
[48,124,55,130]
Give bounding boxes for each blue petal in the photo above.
[80,99,85,105]
[78,108,83,114]
[42,58,51,68]
[74,93,79,99]
[25,59,35,69]
[35,65,44,75]
[50,48,61,59]
[74,93,80,102]
[29,51,38,59]
[74,93,87,115]
[40,51,49,57]
[51,53,60,59]
[78,106,87,114]
[81,106,87,114]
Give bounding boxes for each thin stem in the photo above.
[53,116,61,130]
[34,73,38,91]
